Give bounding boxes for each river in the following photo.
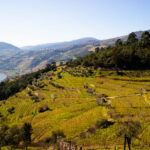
[0,73,7,82]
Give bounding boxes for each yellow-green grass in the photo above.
[1,69,150,148]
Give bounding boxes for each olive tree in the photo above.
[117,120,141,150]
[21,123,32,150]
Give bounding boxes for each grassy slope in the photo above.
[1,68,150,149]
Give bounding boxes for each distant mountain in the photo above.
[0,42,21,56]
[21,37,99,51]
[0,38,100,76]
[0,29,150,77]
[100,30,150,47]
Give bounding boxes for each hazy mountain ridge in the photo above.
[21,37,99,51]
[0,38,100,76]
[0,42,21,56]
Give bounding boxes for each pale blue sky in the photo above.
[0,0,150,47]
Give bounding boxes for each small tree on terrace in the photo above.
[5,125,21,150]
[0,125,9,149]
[21,123,32,150]
[117,120,141,150]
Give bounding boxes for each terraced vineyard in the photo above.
[1,67,150,149]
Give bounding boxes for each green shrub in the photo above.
[79,132,86,139]
[31,95,39,102]
[88,127,96,134]
[95,119,114,129]
[27,90,33,96]
[45,136,51,143]
[7,107,15,114]
[51,130,65,143]
[38,105,49,113]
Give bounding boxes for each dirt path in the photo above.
[143,92,150,106]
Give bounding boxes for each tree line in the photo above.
[67,31,150,70]
[0,123,32,150]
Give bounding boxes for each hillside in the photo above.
[1,66,150,149]
[70,31,150,70]
[0,39,100,77]
[0,42,21,56]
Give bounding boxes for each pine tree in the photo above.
[126,32,138,44]
[141,31,150,46]
[115,39,123,46]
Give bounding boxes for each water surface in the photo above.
[0,73,7,82]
